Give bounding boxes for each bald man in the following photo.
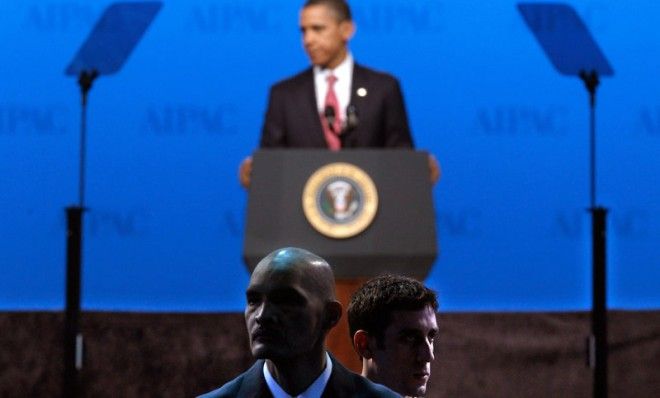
[198,247,399,398]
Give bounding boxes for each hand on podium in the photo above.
[238,156,253,188]
[427,153,441,185]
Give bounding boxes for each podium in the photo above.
[243,149,437,370]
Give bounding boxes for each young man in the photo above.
[198,248,399,398]
[348,275,439,397]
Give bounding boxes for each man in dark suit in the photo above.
[259,63,413,149]
[239,0,439,186]
[198,247,399,398]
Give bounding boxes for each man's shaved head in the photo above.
[252,247,336,302]
[245,247,342,361]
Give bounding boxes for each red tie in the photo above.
[322,74,341,150]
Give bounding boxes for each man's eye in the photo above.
[403,335,419,344]
[272,293,304,306]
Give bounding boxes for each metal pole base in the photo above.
[63,206,84,398]
[589,206,608,398]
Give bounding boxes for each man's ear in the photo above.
[340,20,355,42]
[324,300,343,330]
[353,330,374,359]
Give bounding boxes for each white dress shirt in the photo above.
[313,52,354,124]
[263,352,333,398]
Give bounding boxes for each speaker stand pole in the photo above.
[580,70,608,398]
[63,70,97,398]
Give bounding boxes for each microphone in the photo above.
[324,106,336,133]
[340,104,359,148]
[346,104,359,131]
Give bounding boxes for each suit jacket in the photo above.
[197,355,400,398]
[260,63,413,149]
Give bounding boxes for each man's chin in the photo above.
[401,381,427,397]
[250,344,276,359]
[409,385,427,397]
[308,56,328,68]
[251,345,295,361]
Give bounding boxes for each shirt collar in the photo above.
[263,352,333,398]
[313,52,354,81]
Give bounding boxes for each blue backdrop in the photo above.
[1,0,658,311]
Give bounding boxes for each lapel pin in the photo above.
[356,87,367,97]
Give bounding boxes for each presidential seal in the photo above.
[302,162,378,239]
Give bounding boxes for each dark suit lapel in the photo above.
[321,354,360,398]
[350,63,368,108]
[348,64,370,147]
[299,68,327,147]
[236,360,273,398]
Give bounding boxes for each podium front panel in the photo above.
[243,149,437,279]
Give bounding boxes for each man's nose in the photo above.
[418,339,435,362]
[303,31,314,47]
[255,301,276,324]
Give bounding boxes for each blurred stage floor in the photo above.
[1,310,658,397]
